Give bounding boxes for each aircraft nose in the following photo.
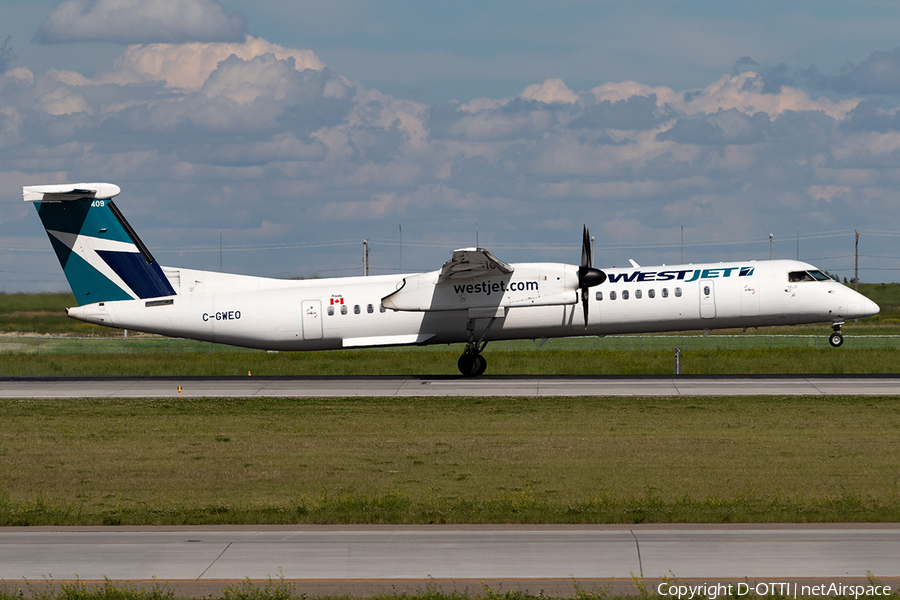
[863,297,880,318]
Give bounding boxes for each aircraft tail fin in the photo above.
[25,183,176,305]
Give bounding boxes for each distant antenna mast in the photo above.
[855,230,859,292]
[399,223,402,273]
[796,223,800,260]
[363,239,369,276]
[681,224,684,263]
[219,224,223,271]
[476,222,479,247]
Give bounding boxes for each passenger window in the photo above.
[340,305,348,315]
[327,306,334,316]
[635,289,642,299]
[354,304,361,314]
[622,290,630,300]
[703,286,710,296]
[674,287,682,297]
[662,288,669,298]
[648,289,655,298]
[610,291,617,300]
[367,304,374,313]
[596,291,603,301]
[379,305,386,313]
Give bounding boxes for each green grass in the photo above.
[0,292,93,335]
[0,346,897,376]
[1,580,898,600]
[3,395,900,525]
[856,282,900,326]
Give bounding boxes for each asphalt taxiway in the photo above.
[2,526,899,597]
[0,375,898,397]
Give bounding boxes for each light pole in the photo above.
[769,233,773,260]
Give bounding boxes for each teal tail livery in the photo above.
[25,182,880,376]
[24,183,176,305]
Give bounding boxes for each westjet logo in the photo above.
[454,280,538,296]
[607,266,755,284]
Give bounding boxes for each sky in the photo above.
[2,0,900,292]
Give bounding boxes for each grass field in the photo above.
[1,579,898,600]
[0,345,898,376]
[3,395,900,526]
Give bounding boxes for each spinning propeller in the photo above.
[578,225,606,328]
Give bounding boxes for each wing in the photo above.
[437,247,514,283]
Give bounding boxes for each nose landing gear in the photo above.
[829,322,844,347]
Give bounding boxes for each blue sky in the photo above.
[2,0,900,291]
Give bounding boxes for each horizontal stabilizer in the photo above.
[24,183,121,203]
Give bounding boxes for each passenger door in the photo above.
[301,300,324,340]
[700,280,716,319]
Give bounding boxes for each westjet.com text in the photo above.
[454,281,538,296]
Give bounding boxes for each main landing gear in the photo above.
[829,322,844,347]
[458,317,496,377]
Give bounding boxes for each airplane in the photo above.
[25,182,880,376]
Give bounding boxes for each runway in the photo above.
[0,375,899,397]
[2,526,899,597]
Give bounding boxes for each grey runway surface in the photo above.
[0,375,899,397]
[2,526,900,597]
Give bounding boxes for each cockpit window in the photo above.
[788,271,815,282]
[789,270,830,282]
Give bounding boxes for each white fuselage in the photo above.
[67,259,879,350]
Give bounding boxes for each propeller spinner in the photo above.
[578,225,606,328]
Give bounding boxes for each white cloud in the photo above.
[807,185,851,202]
[102,36,324,90]
[36,87,91,115]
[674,72,860,120]
[589,73,860,120]
[38,0,247,44]
[589,81,680,105]
[520,79,578,104]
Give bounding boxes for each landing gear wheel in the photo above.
[829,332,844,347]
[458,353,487,377]
[472,354,487,377]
